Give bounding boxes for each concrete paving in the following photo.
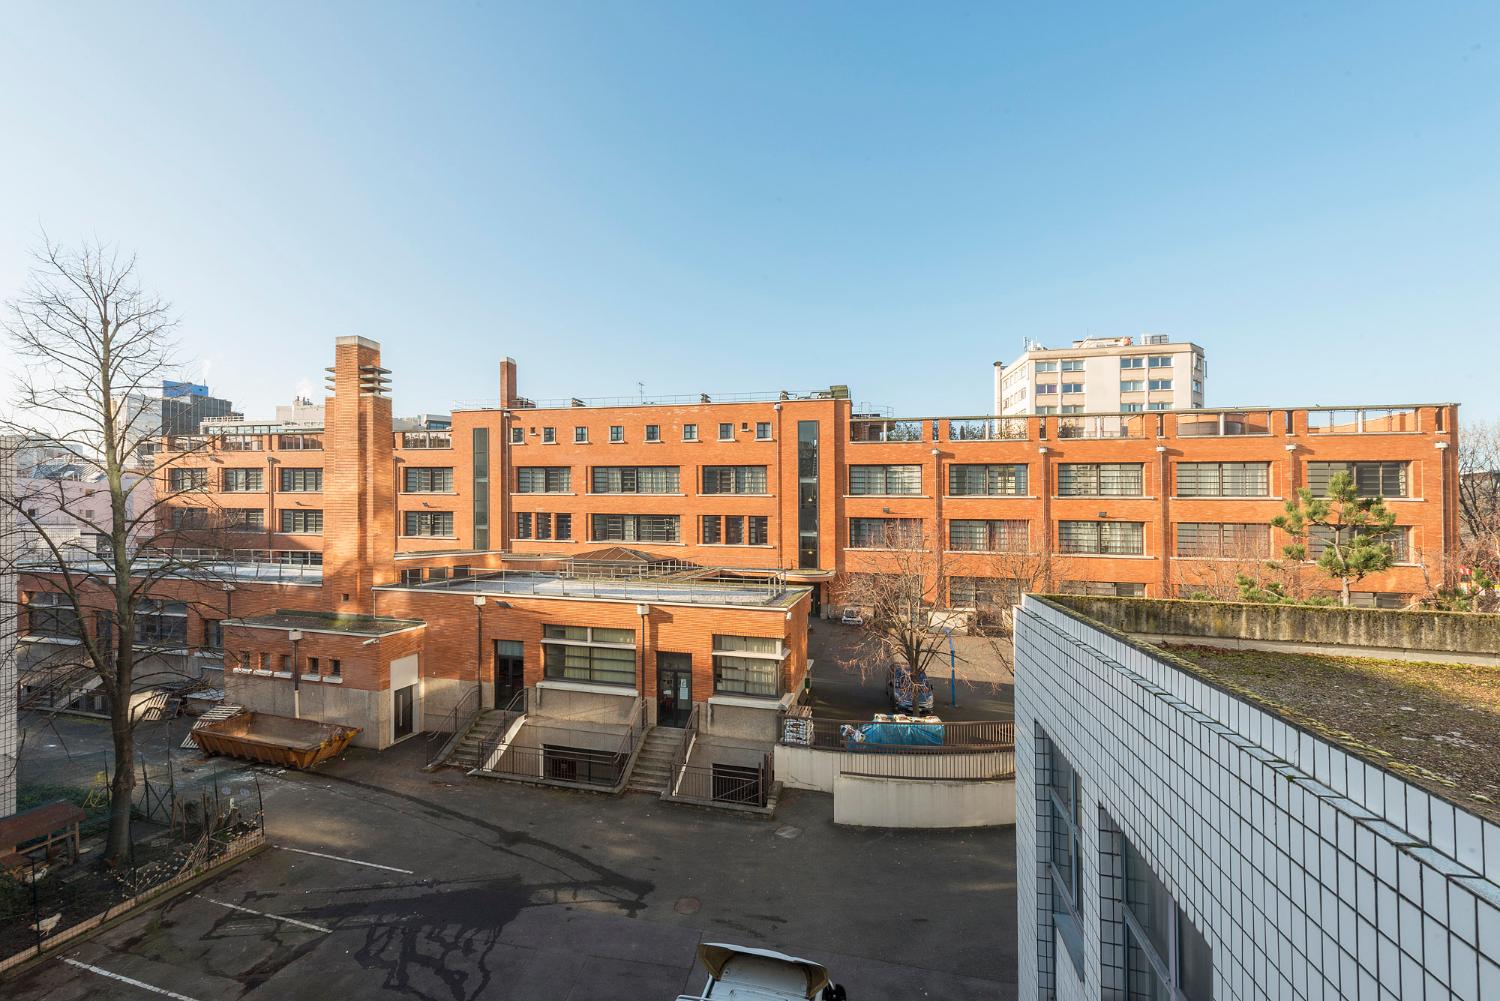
[5,729,1019,1001]
[806,619,1015,722]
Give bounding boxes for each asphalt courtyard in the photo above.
[6,729,1018,1001]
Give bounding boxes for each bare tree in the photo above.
[1459,419,1500,572]
[0,239,232,864]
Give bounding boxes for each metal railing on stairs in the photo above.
[425,685,484,767]
[470,687,529,771]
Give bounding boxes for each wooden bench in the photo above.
[0,801,86,871]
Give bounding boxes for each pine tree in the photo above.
[1272,471,1398,607]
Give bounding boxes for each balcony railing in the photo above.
[670,753,772,808]
[1175,410,1273,437]
[850,419,924,443]
[400,431,452,449]
[1056,415,1148,440]
[1305,407,1420,435]
[947,418,1028,442]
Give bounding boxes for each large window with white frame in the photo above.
[1175,522,1270,558]
[279,467,323,492]
[403,511,453,537]
[590,514,679,543]
[948,519,1028,552]
[1122,836,1213,1000]
[542,625,636,686]
[1043,731,1085,979]
[1305,461,1408,498]
[701,465,768,494]
[1175,462,1269,497]
[591,466,679,494]
[220,468,260,492]
[711,635,782,697]
[1057,463,1144,497]
[516,467,571,493]
[403,467,453,492]
[849,517,923,549]
[1058,520,1144,555]
[948,463,1027,496]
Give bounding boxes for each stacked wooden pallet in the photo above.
[180,704,245,750]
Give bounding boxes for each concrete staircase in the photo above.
[625,727,681,795]
[446,710,517,771]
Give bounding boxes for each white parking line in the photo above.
[189,893,331,933]
[60,958,204,1000]
[273,845,414,874]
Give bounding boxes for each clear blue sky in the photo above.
[1,2,1496,420]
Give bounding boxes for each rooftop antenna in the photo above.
[637,381,645,404]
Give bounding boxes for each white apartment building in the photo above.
[994,336,1206,416]
[1014,594,1500,1001]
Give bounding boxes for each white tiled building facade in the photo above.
[0,436,18,817]
[1014,595,1500,1000]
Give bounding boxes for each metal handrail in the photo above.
[668,704,701,793]
[472,687,529,770]
[426,685,483,766]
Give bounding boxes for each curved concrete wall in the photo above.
[832,773,1016,829]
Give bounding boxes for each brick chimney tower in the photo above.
[322,336,395,612]
[499,357,518,409]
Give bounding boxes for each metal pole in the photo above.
[946,629,958,709]
[289,629,303,718]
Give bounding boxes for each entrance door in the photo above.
[394,685,415,739]
[656,653,692,727]
[493,639,525,709]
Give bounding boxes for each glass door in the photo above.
[656,653,692,727]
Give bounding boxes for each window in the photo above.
[171,468,209,491]
[218,436,263,452]
[279,468,323,492]
[1061,405,1084,414]
[1120,380,1145,393]
[849,517,923,548]
[797,420,820,570]
[701,515,721,544]
[712,635,782,697]
[403,467,454,492]
[280,509,323,534]
[718,422,734,441]
[306,656,319,675]
[556,513,572,540]
[1120,356,1144,369]
[701,465,768,494]
[220,468,261,492]
[281,433,322,451]
[1121,403,1143,413]
[703,515,767,545]
[756,421,772,440]
[1044,733,1085,979]
[542,625,636,686]
[510,427,524,444]
[404,431,452,449]
[748,516,768,545]
[591,466,680,493]
[1176,462,1270,497]
[225,508,266,532]
[1060,580,1146,597]
[515,512,533,539]
[1058,520,1145,555]
[330,658,341,677]
[1061,382,1084,394]
[1148,402,1170,411]
[645,424,661,442]
[1175,522,1270,558]
[1147,355,1173,368]
[1036,406,1057,415]
[1035,361,1058,372]
[948,520,1027,552]
[948,464,1027,496]
[401,568,423,586]
[1305,461,1409,498]
[683,424,698,442]
[1057,463,1144,496]
[1060,359,1084,372]
[404,511,454,537]
[541,426,556,444]
[25,592,79,638]
[135,600,188,645]
[1349,591,1410,609]
[1148,378,1173,391]
[848,464,921,495]
[1124,837,1212,1000]
[591,514,679,543]
[574,426,588,443]
[172,507,209,529]
[725,516,745,545]
[472,426,490,550]
[536,512,553,540]
[609,425,624,443]
[1309,524,1410,562]
[1192,380,1203,394]
[203,619,223,649]
[516,467,571,493]
[1036,383,1058,396]
[948,576,1020,609]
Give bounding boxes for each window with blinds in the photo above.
[849,518,923,548]
[516,467,571,493]
[948,519,1028,552]
[947,464,1028,496]
[1175,462,1270,497]
[1174,522,1270,558]
[702,466,769,494]
[1057,520,1144,555]
[848,464,922,495]
[1057,464,1144,497]
[590,514,680,543]
[591,466,680,494]
[1308,525,1409,562]
[221,469,261,492]
[403,467,454,492]
[1305,461,1409,498]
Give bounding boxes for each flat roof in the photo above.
[1162,645,1500,824]
[228,610,425,636]
[21,558,322,585]
[380,572,807,610]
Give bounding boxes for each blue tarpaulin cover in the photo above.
[843,722,944,748]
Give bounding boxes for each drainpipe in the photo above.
[289,629,303,719]
[473,595,486,708]
[773,402,784,567]
[1156,444,1170,598]
[636,603,651,727]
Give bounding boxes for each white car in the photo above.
[839,607,864,626]
[678,942,837,1000]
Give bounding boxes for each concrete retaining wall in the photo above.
[1048,595,1500,666]
[774,744,1015,792]
[832,773,1016,828]
[223,673,392,749]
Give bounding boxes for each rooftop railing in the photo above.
[947,418,1029,442]
[1306,407,1421,435]
[1056,415,1148,440]
[1174,410,1273,437]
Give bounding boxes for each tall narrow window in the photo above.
[797,421,819,568]
[472,427,489,549]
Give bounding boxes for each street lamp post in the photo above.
[289,629,303,718]
[473,596,486,708]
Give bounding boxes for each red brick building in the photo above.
[17,336,1461,753]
